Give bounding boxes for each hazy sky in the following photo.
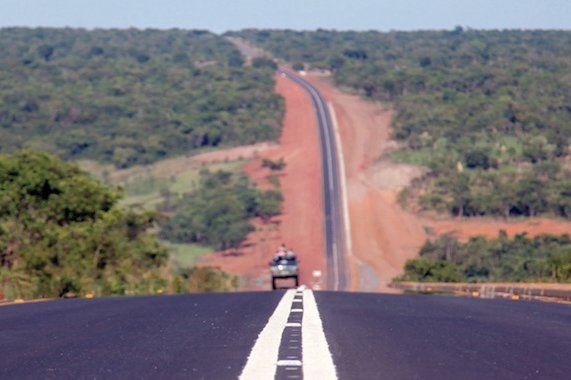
[1,0,570,33]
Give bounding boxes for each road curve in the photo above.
[279,68,348,291]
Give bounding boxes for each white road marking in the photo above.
[305,83,341,291]
[240,288,336,379]
[328,102,352,259]
[332,242,340,291]
[239,290,296,380]
[281,70,345,291]
[303,290,337,379]
[291,309,303,312]
[304,84,335,194]
[316,90,336,195]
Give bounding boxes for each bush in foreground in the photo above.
[0,151,238,299]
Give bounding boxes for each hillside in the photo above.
[0,28,283,168]
[231,29,571,219]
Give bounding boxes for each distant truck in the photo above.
[270,251,299,290]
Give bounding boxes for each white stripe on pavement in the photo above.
[239,289,296,380]
[328,102,352,259]
[303,289,337,379]
[240,289,337,379]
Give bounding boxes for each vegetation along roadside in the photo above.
[232,29,571,285]
[0,28,283,168]
[397,232,571,283]
[232,29,571,219]
[0,27,288,298]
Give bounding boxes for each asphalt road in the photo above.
[0,293,283,379]
[2,292,570,379]
[317,292,571,380]
[279,68,348,291]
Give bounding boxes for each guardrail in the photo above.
[390,282,571,303]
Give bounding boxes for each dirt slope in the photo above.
[199,70,571,293]
[306,74,427,292]
[199,74,325,290]
[307,73,571,292]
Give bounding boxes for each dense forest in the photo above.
[399,232,571,283]
[0,28,283,168]
[232,29,571,219]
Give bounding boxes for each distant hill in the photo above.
[232,29,571,219]
[0,28,283,168]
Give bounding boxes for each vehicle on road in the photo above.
[270,252,299,290]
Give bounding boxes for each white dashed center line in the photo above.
[239,288,337,380]
[302,290,337,379]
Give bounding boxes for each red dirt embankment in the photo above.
[200,70,571,293]
[307,75,427,292]
[307,73,571,292]
[199,74,325,290]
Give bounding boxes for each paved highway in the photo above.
[1,292,570,379]
[279,68,348,291]
[317,292,571,380]
[0,293,283,379]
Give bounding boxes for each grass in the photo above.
[387,135,524,168]
[162,241,214,269]
[79,155,249,267]
[94,160,247,209]
[388,147,441,166]
[168,161,243,196]
[120,192,166,209]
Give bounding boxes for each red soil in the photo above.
[199,74,325,290]
[306,74,427,292]
[306,73,571,292]
[200,70,571,293]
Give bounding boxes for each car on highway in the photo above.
[270,254,299,290]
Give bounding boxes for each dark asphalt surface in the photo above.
[280,68,348,291]
[316,292,571,380]
[2,292,570,379]
[0,292,282,379]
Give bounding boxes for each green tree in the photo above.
[231,29,571,219]
[159,170,283,250]
[0,28,284,168]
[0,151,169,299]
[401,233,571,283]
[401,258,463,282]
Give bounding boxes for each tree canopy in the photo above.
[0,151,169,299]
[232,29,571,218]
[399,232,571,283]
[0,28,283,168]
[159,169,282,250]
